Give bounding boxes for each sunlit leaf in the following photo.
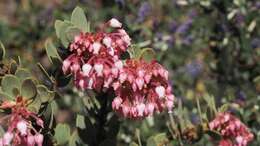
[45,40,61,64]
[54,123,71,145]
[76,114,86,129]
[71,6,89,32]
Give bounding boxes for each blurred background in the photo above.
[0,0,259,145]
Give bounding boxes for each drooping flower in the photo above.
[111,59,175,119]
[0,96,44,146]
[62,18,131,91]
[209,112,254,146]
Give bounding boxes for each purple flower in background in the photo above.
[155,32,163,41]
[168,20,178,33]
[115,0,125,7]
[186,61,203,78]
[37,6,54,26]
[234,12,245,26]
[190,113,200,125]
[188,9,198,18]
[255,1,260,9]
[167,36,175,48]
[182,35,193,45]
[235,90,247,101]
[176,19,193,35]
[137,2,152,23]
[251,38,260,49]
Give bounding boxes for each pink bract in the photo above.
[112,59,175,119]
[0,97,44,146]
[62,18,131,91]
[209,112,254,146]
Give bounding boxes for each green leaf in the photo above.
[15,68,32,82]
[69,131,79,146]
[54,20,64,39]
[54,123,71,145]
[21,78,37,99]
[55,20,73,47]
[139,48,155,62]
[27,97,41,113]
[1,75,20,98]
[218,103,229,113]
[71,6,89,32]
[146,136,157,146]
[76,114,86,129]
[0,40,6,60]
[129,142,139,146]
[66,26,81,43]
[147,133,168,146]
[45,40,61,63]
[9,60,18,74]
[0,92,13,101]
[37,85,55,103]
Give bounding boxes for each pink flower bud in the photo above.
[17,120,27,136]
[82,64,92,76]
[36,119,44,128]
[102,37,112,48]
[122,105,130,117]
[119,73,127,83]
[112,97,122,110]
[62,59,71,73]
[94,64,104,76]
[145,103,154,116]
[3,132,13,145]
[115,61,123,69]
[35,134,43,146]
[137,103,145,116]
[135,78,144,90]
[92,42,101,54]
[27,135,35,146]
[109,18,122,28]
[155,86,165,98]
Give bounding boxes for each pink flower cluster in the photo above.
[0,97,44,146]
[111,59,174,119]
[62,18,175,119]
[209,112,254,146]
[62,18,131,91]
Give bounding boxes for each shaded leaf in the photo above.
[1,75,20,98]
[0,41,6,60]
[37,85,55,103]
[129,142,139,146]
[9,60,18,74]
[21,78,37,99]
[27,97,41,113]
[206,130,222,141]
[15,68,32,82]
[99,139,116,146]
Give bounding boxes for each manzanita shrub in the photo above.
[0,6,257,146]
